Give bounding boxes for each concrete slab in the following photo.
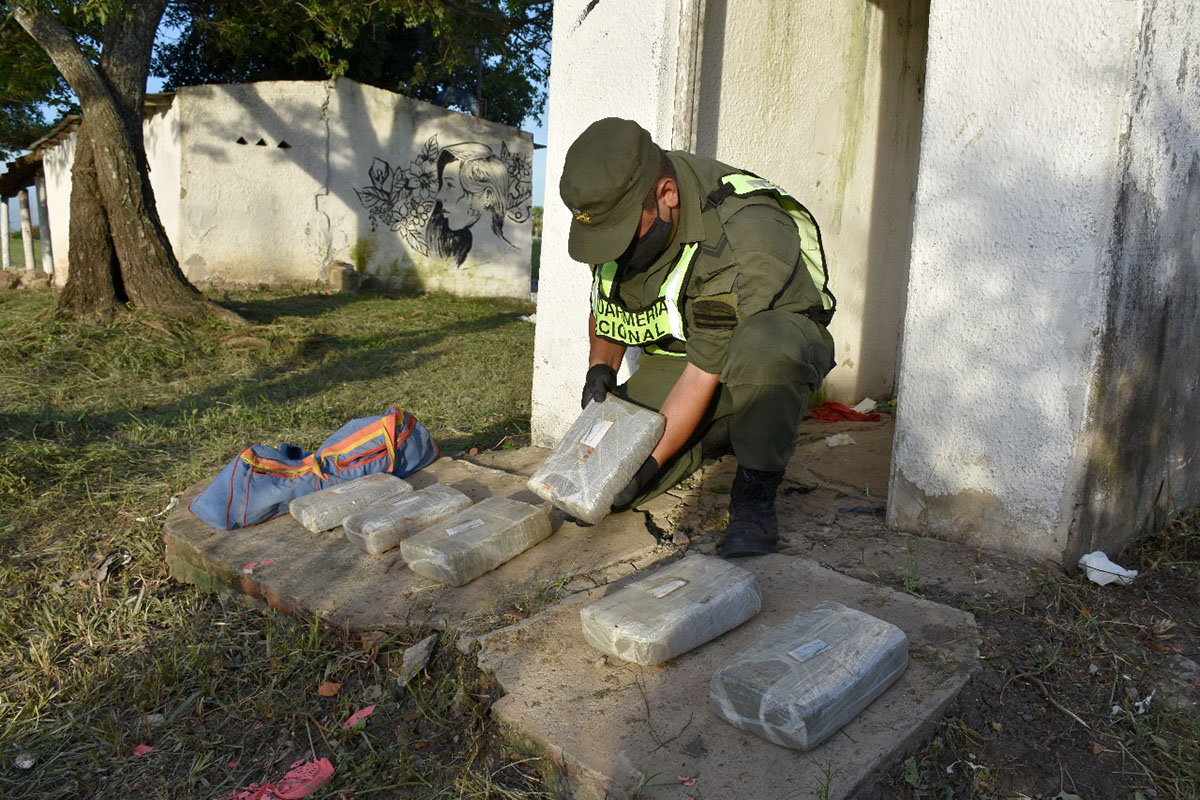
[164,456,672,634]
[642,417,1036,600]
[476,554,980,800]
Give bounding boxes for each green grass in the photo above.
[0,288,552,798]
[4,235,43,269]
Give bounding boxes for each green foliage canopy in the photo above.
[154,0,551,127]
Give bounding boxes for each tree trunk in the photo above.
[54,121,121,322]
[15,2,240,324]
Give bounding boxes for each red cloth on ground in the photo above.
[811,401,881,422]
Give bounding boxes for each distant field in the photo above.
[4,235,42,269]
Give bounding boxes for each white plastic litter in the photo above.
[401,497,551,586]
[527,394,665,524]
[824,433,856,448]
[851,397,877,414]
[579,554,761,666]
[1078,551,1138,586]
[343,484,474,555]
[289,473,412,533]
[709,601,909,750]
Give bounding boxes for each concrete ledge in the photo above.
[164,456,670,633]
[476,554,980,800]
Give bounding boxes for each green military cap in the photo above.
[560,118,660,264]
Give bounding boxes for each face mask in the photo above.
[616,211,674,274]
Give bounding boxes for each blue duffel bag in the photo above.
[189,406,438,530]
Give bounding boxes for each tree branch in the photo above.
[13,4,115,110]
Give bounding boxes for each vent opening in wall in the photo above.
[236,136,248,144]
[255,138,267,146]
[277,140,292,149]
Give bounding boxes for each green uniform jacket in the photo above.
[607,151,829,376]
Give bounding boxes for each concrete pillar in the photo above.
[17,188,34,271]
[889,0,1200,561]
[1,200,10,270]
[530,0,685,445]
[34,174,54,275]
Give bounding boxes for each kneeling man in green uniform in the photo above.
[560,118,837,557]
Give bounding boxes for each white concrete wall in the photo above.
[324,80,534,297]
[531,0,683,445]
[40,130,75,284]
[175,79,533,295]
[176,82,334,284]
[692,0,928,405]
[1073,0,1200,559]
[888,0,1166,560]
[144,100,182,255]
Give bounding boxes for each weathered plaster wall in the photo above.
[530,0,683,445]
[144,99,182,257]
[1075,0,1200,561]
[174,79,532,295]
[888,0,1191,560]
[176,82,335,285]
[324,80,533,298]
[40,130,75,284]
[692,0,928,404]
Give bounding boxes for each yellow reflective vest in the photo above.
[590,172,835,357]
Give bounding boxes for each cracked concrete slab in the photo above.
[476,554,980,800]
[164,456,671,633]
[642,417,1036,600]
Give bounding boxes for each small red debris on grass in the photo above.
[677,775,698,788]
[342,705,376,730]
[132,744,155,756]
[226,757,334,800]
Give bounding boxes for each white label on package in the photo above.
[445,519,485,536]
[329,481,358,494]
[387,493,418,508]
[650,578,688,598]
[580,419,614,449]
[787,639,829,662]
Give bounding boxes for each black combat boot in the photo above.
[718,465,784,558]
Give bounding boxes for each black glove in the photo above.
[613,456,658,509]
[581,363,617,409]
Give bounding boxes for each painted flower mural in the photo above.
[356,135,532,266]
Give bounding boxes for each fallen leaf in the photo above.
[260,559,276,566]
[317,682,341,697]
[242,562,259,573]
[1090,741,1104,755]
[132,744,155,756]
[342,705,376,730]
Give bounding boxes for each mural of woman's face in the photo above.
[436,159,485,231]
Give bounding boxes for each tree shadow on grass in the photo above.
[0,309,531,503]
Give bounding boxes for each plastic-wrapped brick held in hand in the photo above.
[527,394,665,524]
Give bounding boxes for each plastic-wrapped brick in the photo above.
[527,394,664,524]
[579,555,761,665]
[709,601,909,750]
[288,473,411,533]
[400,497,551,586]
[343,484,474,555]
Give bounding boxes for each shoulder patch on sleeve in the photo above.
[691,292,740,329]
